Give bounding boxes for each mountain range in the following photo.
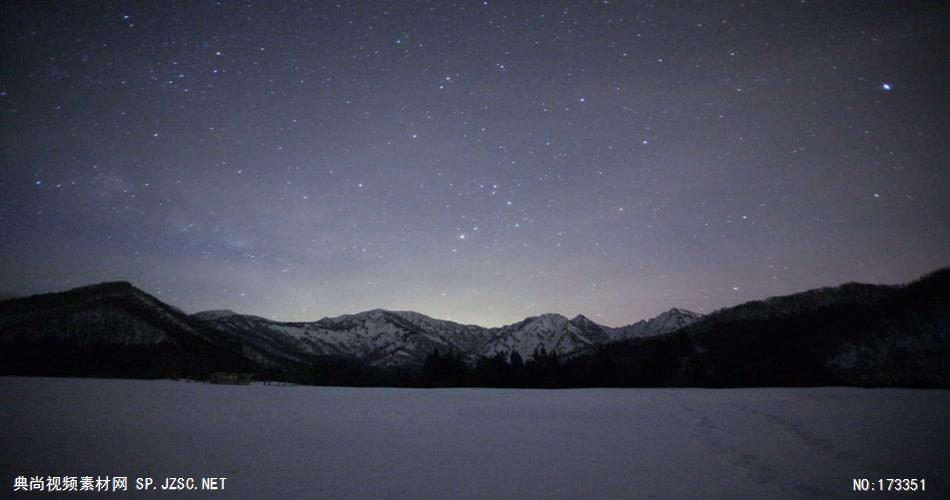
[193,306,702,370]
[0,281,699,372]
[0,268,947,386]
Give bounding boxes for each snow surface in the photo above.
[1,377,947,498]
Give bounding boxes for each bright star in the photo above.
[881,83,892,91]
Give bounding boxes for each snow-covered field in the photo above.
[1,378,946,498]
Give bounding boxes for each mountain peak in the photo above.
[608,307,703,341]
[72,280,136,294]
[526,313,569,325]
[192,309,240,321]
[661,307,702,318]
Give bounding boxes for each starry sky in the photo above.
[1,1,948,327]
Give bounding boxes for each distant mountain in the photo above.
[566,268,950,387]
[0,282,260,378]
[0,292,17,302]
[0,280,699,378]
[681,269,950,386]
[480,313,611,360]
[608,307,704,339]
[191,307,697,369]
[2,268,947,387]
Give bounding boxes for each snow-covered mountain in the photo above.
[2,268,947,386]
[608,307,704,340]
[0,279,701,373]
[192,307,700,369]
[479,314,610,360]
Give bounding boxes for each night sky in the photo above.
[1,1,947,327]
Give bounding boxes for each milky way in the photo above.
[1,1,947,326]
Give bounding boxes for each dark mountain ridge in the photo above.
[0,281,263,379]
[1,268,947,386]
[562,268,950,387]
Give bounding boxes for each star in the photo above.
[1,0,944,330]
